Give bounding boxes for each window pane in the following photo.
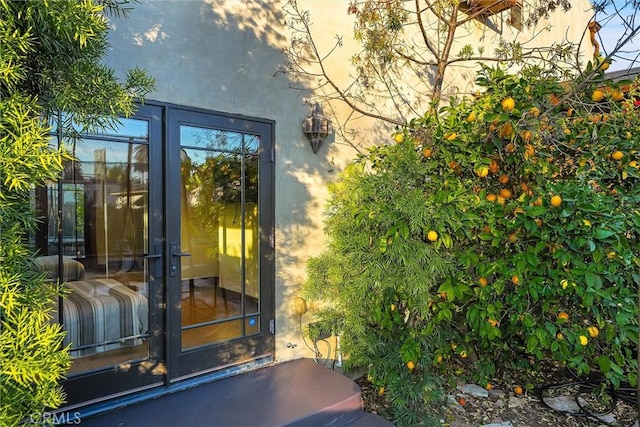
[180,126,243,152]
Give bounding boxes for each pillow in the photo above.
[35,255,85,281]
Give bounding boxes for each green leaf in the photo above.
[584,272,603,289]
[593,228,615,240]
[596,356,611,373]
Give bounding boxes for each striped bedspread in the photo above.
[62,278,149,357]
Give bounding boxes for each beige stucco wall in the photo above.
[104,0,594,364]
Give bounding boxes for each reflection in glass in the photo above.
[30,122,151,374]
[180,128,260,350]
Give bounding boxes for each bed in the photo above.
[61,278,149,357]
[35,255,85,282]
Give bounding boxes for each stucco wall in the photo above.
[104,0,594,364]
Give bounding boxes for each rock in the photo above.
[457,383,489,398]
[543,395,580,413]
[480,422,513,427]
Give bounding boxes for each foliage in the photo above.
[281,0,591,152]
[0,0,154,424]
[302,63,639,425]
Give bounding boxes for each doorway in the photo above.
[31,104,275,407]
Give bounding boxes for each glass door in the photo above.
[166,108,274,380]
[31,105,166,406]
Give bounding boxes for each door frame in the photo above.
[61,101,276,407]
[61,103,166,406]
[164,105,276,381]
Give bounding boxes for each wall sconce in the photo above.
[302,102,333,153]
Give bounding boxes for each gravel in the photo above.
[357,367,638,427]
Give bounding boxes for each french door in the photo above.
[165,107,275,380]
[33,104,275,408]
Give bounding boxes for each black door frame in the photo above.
[62,102,275,407]
[165,105,276,380]
[62,103,166,406]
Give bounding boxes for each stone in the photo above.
[480,422,513,427]
[457,383,489,398]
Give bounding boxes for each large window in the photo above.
[30,117,152,373]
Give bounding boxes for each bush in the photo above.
[303,64,639,425]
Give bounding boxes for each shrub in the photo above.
[303,64,639,424]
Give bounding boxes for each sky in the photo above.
[594,0,639,71]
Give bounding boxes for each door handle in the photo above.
[140,243,162,281]
[169,243,190,277]
[140,243,163,279]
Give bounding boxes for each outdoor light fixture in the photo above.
[302,102,333,153]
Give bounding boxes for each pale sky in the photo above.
[595,0,639,71]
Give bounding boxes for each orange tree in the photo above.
[302,63,639,425]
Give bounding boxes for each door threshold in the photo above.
[63,355,274,420]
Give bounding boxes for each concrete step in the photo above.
[78,358,393,426]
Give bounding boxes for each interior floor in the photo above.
[66,276,258,374]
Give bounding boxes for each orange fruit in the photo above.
[445,132,457,141]
[394,133,404,143]
[499,188,512,199]
[501,97,515,111]
[514,385,523,395]
[466,112,477,122]
[488,319,498,327]
[407,361,415,370]
[478,277,488,287]
[511,275,519,285]
[611,151,624,160]
[587,326,599,338]
[499,122,514,139]
[557,311,569,321]
[598,57,610,71]
[422,147,433,158]
[591,89,605,102]
[611,89,624,101]
[486,383,493,390]
[449,160,459,169]
[524,144,535,158]
[427,230,438,241]
[486,193,497,202]
[579,335,589,346]
[550,195,562,207]
[489,160,500,173]
[499,174,510,184]
[476,166,489,178]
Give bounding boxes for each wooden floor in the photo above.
[75,358,393,427]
